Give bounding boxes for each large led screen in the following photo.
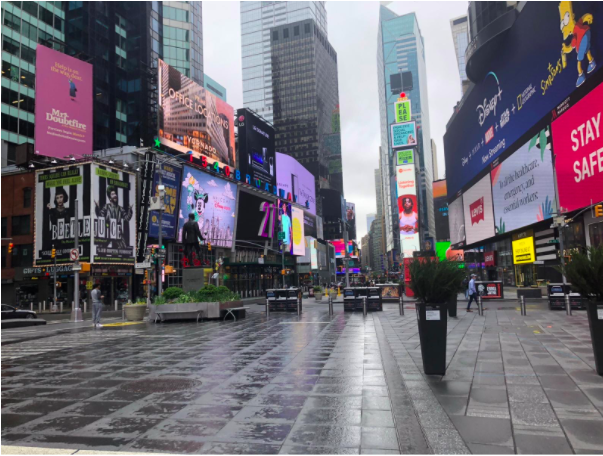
[149,164,181,240]
[433,179,450,241]
[291,206,305,256]
[552,82,603,213]
[158,59,235,169]
[276,153,316,214]
[449,195,466,248]
[237,108,276,188]
[331,240,358,259]
[346,201,356,240]
[396,164,420,258]
[34,45,93,159]
[235,190,277,243]
[177,166,237,248]
[491,126,556,233]
[462,174,495,246]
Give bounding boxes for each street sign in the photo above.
[135,261,152,269]
[86,281,93,290]
[70,249,79,261]
[278,232,286,240]
[533,260,544,264]
[157,250,166,258]
[72,264,82,272]
[258,257,264,264]
[548,239,559,244]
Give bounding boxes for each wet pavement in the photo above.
[2,299,603,454]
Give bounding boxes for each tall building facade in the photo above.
[366,213,376,234]
[371,167,385,274]
[377,5,435,268]
[270,18,341,216]
[450,15,470,95]
[1,1,66,166]
[431,139,438,180]
[240,1,327,125]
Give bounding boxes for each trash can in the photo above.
[448,294,458,317]
[586,301,603,375]
[416,302,448,375]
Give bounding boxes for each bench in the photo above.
[154,309,205,323]
[222,306,249,321]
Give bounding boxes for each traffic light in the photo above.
[164,265,175,274]
[51,247,56,259]
[595,204,603,218]
[151,247,156,256]
[144,270,149,284]
[281,269,286,275]
[8,243,14,254]
[208,242,212,252]
[80,262,91,273]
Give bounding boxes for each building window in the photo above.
[294,26,299,36]
[273,31,278,41]
[283,28,289,39]
[2,37,20,56]
[23,188,32,208]
[3,11,21,33]
[12,244,33,268]
[1,217,7,238]
[305,23,311,34]
[11,215,30,236]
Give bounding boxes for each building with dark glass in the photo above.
[270,18,342,217]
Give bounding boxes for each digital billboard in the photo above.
[277,200,293,253]
[304,211,318,239]
[35,164,92,265]
[91,164,137,264]
[433,179,450,241]
[346,202,356,240]
[177,166,237,248]
[275,152,316,214]
[552,82,603,213]
[149,164,181,240]
[435,241,465,262]
[291,206,305,256]
[391,121,417,149]
[396,164,420,258]
[449,195,466,248]
[331,240,358,259]
[444,2,603,198]
[491,127,556,233]
[463,174,495,246]
[396,149,414,165]
[34,45,93,159]
[158,59,235,169]
[237,108,276,188]
[235,190,277,243]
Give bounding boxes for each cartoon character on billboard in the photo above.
[184,181,209,243]
[560,1,596,87]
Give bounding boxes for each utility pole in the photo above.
[71,200,83,322]
[53,243,57,310]
[157,177,165,297]
[344,222,350,288]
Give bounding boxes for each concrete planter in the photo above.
[315,293,323,301]
[328,290,337,299]
[148,300,244,322]
[124,305,147,321]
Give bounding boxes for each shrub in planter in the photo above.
[314,286,323,301]
[163,287,185,300]
[409,258,465,375]
[561,246,603,375]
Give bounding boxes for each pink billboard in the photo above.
[34,45,93,159]
[552,83,603,213]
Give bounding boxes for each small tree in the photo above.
[561,246,603,301]
[408,258,466,304]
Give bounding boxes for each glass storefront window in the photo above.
[589,221,603,248]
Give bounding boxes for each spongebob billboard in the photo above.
[444,1,603,199]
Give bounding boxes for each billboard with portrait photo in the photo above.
[396,164,420,258]
[462,174,496,246]
[391,121,417,149]
[177,166,237,248]
[277,199,293,253]
[346,202,356,240]
[34,164,92,265]
[91,164,137,264]
[34,45,93,159]
[158,59,235,169]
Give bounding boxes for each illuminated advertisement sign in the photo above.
[177,166,237,248]
[449,195,466,248]
[395,99,411,123]
[149,164,181,240]
[346,201,356,241]
[291,206,305,256]
[158,59,235,169]
[396,164,420,258]
[331,239,358,259]
[444,2,603,198]
[433,179,450,241]
[462,174,495,245]
[310,238,318,269]
[91,164,137,264]
[396,149,414,165]
[491,127,557,233]
[552,82,603,213]
[237,108,276,188]
[34,45,93,159]
[235,190,277,243]
[512,236,536,264]
[435,241,465,262]
[275,152,316,214]
[391,121,417,149]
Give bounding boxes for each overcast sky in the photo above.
[203,1,468,241]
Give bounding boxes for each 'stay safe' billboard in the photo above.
[444,2,603,198]
[34,45,93,159]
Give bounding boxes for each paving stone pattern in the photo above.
[2,301,603,454]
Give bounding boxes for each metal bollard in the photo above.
[60,302,63,313]
[43,300,46,312]
[297,296,301,316]
[399,296,404,316]
[84,301,87,314]
[38,302,41,313]
[328,296,333,316]
[363,296,367,317]
[266,299,270,318]
[30,302,33,312]
[115,300,118,311]
[565,294,572,316]
[478,296,483,316]
[520,296,526,316]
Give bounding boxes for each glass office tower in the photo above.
[240,1,327,124]
[450,15,470,95]
[377,5,435,268]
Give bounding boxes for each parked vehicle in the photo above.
[1,304,37,320]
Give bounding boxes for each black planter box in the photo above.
[448,295,458,317]
[416,302,448,376]
[586,301,603,375]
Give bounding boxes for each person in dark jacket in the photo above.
[182,213,203,263]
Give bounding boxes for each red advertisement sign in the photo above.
[552,83,603,213]
[469,197,485,225]
[476,281,503,299]
[484,251,497,266]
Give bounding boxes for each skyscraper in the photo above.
[450,15,470,95]
[240,2,327,125]
[366,213,376,234]
[371,167,385,273]
[1,1,66,166]
[377,5,435,267]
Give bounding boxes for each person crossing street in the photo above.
[91,283,104,328]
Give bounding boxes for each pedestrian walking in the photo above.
[91,284,104,328]
[466,274,477,312]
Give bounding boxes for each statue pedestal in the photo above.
[182,267,206,293]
